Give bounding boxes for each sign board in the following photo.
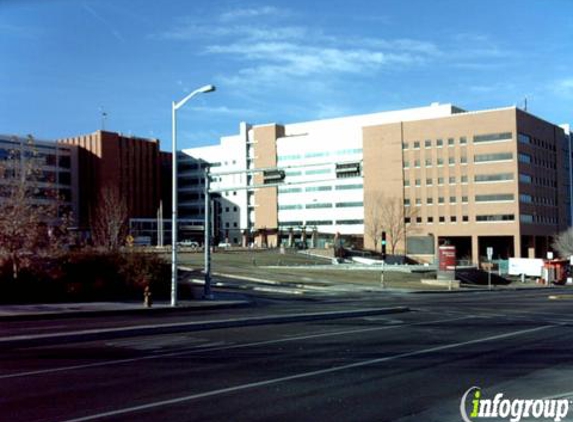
[547,251,554,260]
[486,247,493,261]
[508,258,544,277]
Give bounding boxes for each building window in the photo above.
[519,173,532,184]
[460,156,467,164]
[416,217,422,223]
[427,197,433,204]
[306,203,333,209]
[225,222,229,228]
[438,197,445,204]
[437,158,444,166]
[414,159,420,168]
[473,132,512,143]
[450,216,457,222]
[335,184,363,190]
[439,216,445,223]
[336,219,363,225]
[233,222,238,227]
[425,140,432,148]
[476,214,515,222]
[461,175,468,183]
[462,196,468,203]
[462,215,469,222]
[404,179,410,187]
[426,178,433,186]
[450,196,456,203]
[448,157,455,165]
[519,153,532,164]
[413,141,420,149]
[474,152,513,163]
[403,161,410,168]
[416,198,422,205]
[448,138,455,146]
[475,173,514,183]
[520,214,534,223]
[405,217,411,224]
[438,177,444,185]
[460,136,467,144]
[518,133,531,144]
[475,193,514,202]
[415,179,421,186]
[334,202,363,208]
[427,216,434,223]
[306,220,333,226]
[402,142,409,149]
[520,194,533,203]
[279,204,303,210]
[305,186,333,192]
[404,198,411,206]
[436,139,443,147]
[449,176,456,184]
[279,187,303,194]
[425,159,432,167]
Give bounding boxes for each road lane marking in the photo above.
[0,315,472,380]
[56,324,554,422]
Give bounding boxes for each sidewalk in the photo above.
[0,298,252,321]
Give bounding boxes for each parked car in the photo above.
[217,242,232,248]
[178,240,199,248]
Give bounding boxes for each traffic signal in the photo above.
[335,162,361,178]
[263,169,286,184]
[381,231,387,260]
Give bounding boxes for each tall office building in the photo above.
[0,134,79,223]
[59,131,164,234]
[181,103,573,263]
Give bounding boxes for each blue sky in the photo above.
[1,0,572,151]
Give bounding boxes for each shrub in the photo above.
[0,249,169,303]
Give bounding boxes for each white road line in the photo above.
[56,324,554,422]
[0,315,471,380]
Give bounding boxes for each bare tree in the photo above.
[365,195,384,252]
[366,194,418,255]
[91,186,129,251]
[0,136,65,279]
[552,228,573,258]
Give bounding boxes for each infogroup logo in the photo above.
[460,386,570,422]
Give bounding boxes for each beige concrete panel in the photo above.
[363,122,405,251]
[253,125,283,230]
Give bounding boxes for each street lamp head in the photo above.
[199,84,216,94]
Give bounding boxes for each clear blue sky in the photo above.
[1,0,572,151]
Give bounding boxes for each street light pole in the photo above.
[171,84,216,307]
[204,170,213,299]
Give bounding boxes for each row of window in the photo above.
[402,132,514,150]
[279,201,364,210]
[518,133,558,152]
[403,156,467,168]
[279,184,363,194]
[405,193,517,205]
[278,219,364,227]
[277,148,362,162]
[406,214,515,224]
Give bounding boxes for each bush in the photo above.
[0,250,170,303]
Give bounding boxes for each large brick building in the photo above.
[180,103,573,263]
[59,131,167,234]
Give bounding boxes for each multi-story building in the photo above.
[0,134,79,223]
[181,103,573,263]
[59,131,168,242]
[365,106,572,262]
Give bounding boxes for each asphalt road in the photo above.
[2,289,573,422]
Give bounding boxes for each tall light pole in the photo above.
[171,84,216,307]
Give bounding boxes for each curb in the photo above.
[0,306,409,349]
[0,300,252,322]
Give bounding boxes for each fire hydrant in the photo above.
[143,285,152,308]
